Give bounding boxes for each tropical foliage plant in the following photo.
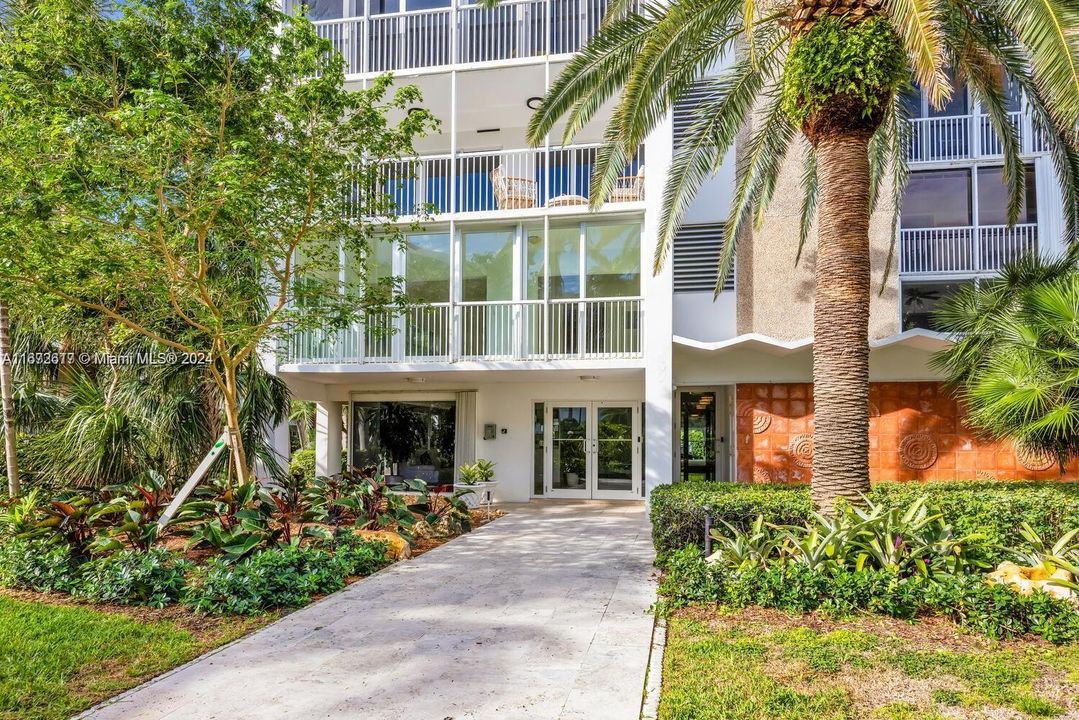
[493,0,1079,510]
[933,254,1079,472]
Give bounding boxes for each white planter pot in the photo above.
[454,480,498,509]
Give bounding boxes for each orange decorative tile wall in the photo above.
[735,382,1078,484]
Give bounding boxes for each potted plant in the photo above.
[454,459,497,509]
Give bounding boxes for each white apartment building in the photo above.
[274,0,1074,499]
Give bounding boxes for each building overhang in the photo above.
[672,329,955,385]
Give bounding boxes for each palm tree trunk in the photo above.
[811,131,872,513]
[0,301,20,497]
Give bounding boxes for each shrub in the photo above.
[651,480,1079,563]
[650,482,813,562]
[76,548,192,608]
[183,544,346,615]
[0,537,81,592]
[289,448,316,484]
[657,548,1079,644]
[327,533,391,577]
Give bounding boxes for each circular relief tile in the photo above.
[752,411,771,434]
[752,465,772,484]
[1014,442,1055,472]
[789,433,814,468]
[899,432,938,470]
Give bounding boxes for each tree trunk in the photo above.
[810,131,873,513]
[220,362,251,485]
[0,301,19,497]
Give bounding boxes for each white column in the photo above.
[315,401,344,477]
[643,111,675,501]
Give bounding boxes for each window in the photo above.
[351,400,457,487]
[533,403,544,496]
[902,170,972,228]
[901,280,973,331]
[585,223,641,297]
[462,230,514,302]
[977,165,1037,226]
[525,226,545,300]
[548,226,581,299]
[299,0,345,20]
[405,233,451,303]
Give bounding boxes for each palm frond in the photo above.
[994,0,1079,128]
[886,0,951,107]
[797,142,817,264]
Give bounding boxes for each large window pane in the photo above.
[301,0,344,20]
[525,226,545,300]
[405,233,450,302]
[345,237,395,291]
[585,223,641,297]
[548,226,581,300]
[462,230,514,301]
[350,400,457,487]
[901,170,972,228]
[977,165,1037,226]
[928,69,968,117]
[901,280,973,331]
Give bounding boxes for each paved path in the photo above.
[82,502,657,720]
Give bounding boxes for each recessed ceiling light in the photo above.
[526,96,543,110]
[405,377,426,384]
[579,375,599,382]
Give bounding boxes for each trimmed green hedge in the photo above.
[650,481,1079,562]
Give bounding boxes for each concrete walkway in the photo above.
[82,502,657,720]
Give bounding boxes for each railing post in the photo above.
[360,15,369,75]
[971,112,981,160]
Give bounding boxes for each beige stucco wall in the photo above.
[736,137,900,341]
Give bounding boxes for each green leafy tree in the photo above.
[0,0,435,484]
[932,252,1079,472]
[501,0,1079,510]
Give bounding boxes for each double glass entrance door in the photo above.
[543,402,641,500]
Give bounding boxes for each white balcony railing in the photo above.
[312,0,623,75]
[906,112,1047,163]
[899,223,1039,274]
[364,143,645,217]
[285,297,643,364]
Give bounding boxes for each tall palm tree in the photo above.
[508,0,1079,510]
[0,300,18,496]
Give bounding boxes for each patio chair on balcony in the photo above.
[608,165,645,203]
[490,166,536,209]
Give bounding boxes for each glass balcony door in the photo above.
[544,401,640,499]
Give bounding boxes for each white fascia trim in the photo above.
[672,333,814,356]
[673,328,954,355]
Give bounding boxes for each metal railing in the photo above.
[312,0,624,75]
[906,111,1047,163]
[284,296,643,364]
[366,143,645,217]
[899,223,1039,274]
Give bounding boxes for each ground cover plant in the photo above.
[0,593,273,720]
[659,607,1079,720]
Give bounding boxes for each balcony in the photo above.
[899,223,1038,275]
[284,297,643,364]
[906,111,1046,164]
[359,143,645,218]
[313,0,621,75]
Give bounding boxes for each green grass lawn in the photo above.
[0,593,272,720]
[659,607,1079,720]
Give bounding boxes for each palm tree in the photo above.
[0,300,18,496]
[509,0,1079,511]
[932,251,1079,472]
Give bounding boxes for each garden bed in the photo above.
[659,606,1079,720]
